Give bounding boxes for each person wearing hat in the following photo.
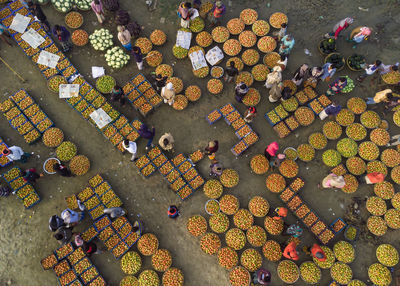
[319,173,345,189]
[49,215,66,232]
[235,82,249,103]
[265,66,282,89]
[168,205,179,219]
[122,139,138,161]
[158,133,174,152]
[283,241,299,261]
[264,141,279,161]
[117,25,132,51]
[273,207,288,220]
[161,82,176,106]
[3,145,30,163]
[208,1,225,27]
[243,107,257,123]
[325,17,354,39]
[304,243,327,262]
[205,140,219,160]
[61,208,84,227]
[279,34,295,55]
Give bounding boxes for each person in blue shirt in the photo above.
[279,35,295,55]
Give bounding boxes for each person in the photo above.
[0,23,12,46]
[325,17,354,39]
[273,22,287,41]
[132,46,144,71]
[253,269,271,285]
[139,124,155,150]
[111,85,126,106]
[235,82,249,103]
[276,54,288,71]
[158,133,174,152]
[265,66,282,89]
[122,139,137,161]
[269,82,283,103]
[283,241,299,261]
[384,97,400,112]
[306,66,324,85]
[61,208,84,227]
[53,25,71,52]
[209,1,225,27]
[286,223,303,238]
[90,0,105,24]
[49,215,65,232]
[53,162,72,177]
[117,25,132,51]
[281,87,292,100]
[292,64,309,86]
[205,140,218,160]
[320,63,336,82]
[357,60,382,82]
[243,107,257,123]
[319,103,342,120]
[3,146,30,163]
[279,34,295,55]
[168,205,179,218]
[379,63,399,75]
[225,61,239,82]
[154,74,168,92]
[264,141,279,161]
[348,26,371,48]
[103,207,126,218]
[0,184,11,197]
[22,168,42,184]
[319,173,345,189]
[28,2,50,32]
[126,21,143,38]
[387,134,400,146]
[273,207,288,220]
[326,77,347,96]
[362,172,384,184]
[271,153,285,169]
[304,244,327,262]
[83,241,101,256]
[365,89,392,105]
[54,226,73,245]
[161,82,175,105]
[210,160,223,177]
[177,2,192,28]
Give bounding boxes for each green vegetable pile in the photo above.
[320,38,336,54]
[96,76,116,94]
[347,54,366,71]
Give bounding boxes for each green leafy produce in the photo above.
[96,76,116,94]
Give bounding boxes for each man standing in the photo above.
[122,139,137,161]
[28,2,50,32]
[139,125,155,150]
[209,1,225,27]
[224,61,239,82]
[132,46,144,71]
[3,146,30,163]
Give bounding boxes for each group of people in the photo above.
[178,1,225,28]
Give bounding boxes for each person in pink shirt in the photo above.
[264,142,279,161]
[91,0,105,24]
[325,17,354,39]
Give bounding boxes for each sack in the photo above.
[180,18,190,28]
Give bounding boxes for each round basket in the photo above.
[324,53,345,71]
[346,56,363,72]
[71,29,89,47]
[205,199,220,215]
[48,75,67,93]
[263,52,280,68]
[284,147,298,160]
[318,39,336,56]
[96,75,116,94]
[211,66,224,79]
[43,157,61,174]
[65,11,83,29]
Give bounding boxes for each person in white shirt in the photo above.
[379,63,399,75]
[61,208,84,227]
[3,146,30,163]
[122,139,137,161]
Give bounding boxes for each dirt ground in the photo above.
[1,0,400,285]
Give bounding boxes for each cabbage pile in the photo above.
[89,29,113,51]
[51,0,91,12]
[105,47,130,69]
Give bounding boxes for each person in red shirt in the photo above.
[325,17,354,39]
[209,1,225,27]
[308,243,326,262]
[283,241,299,261]
[363,172,384,184]
[273,207,288,220]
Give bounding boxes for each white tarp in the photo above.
[37,50,60,68]
[189,50,207,71]
[176,30,192,50]
[10,13,31,34]
[205,46,224,66]
[59,84,80,99]
[91,66,105,79]
[90,108,112,129]
[21,28,45,49]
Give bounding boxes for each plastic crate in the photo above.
[329,217,347,234]
[264,110,281,126]
[206,109,223,125]
[94,215,112,232]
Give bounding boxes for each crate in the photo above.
[264,110,281,126]
[330,217,347,234]
[206,109,222,125]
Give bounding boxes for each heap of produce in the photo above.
[105,47,130,69]
[319,38,336,54]
[89,28,113,51]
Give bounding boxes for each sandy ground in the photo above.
[1,0,400,285]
